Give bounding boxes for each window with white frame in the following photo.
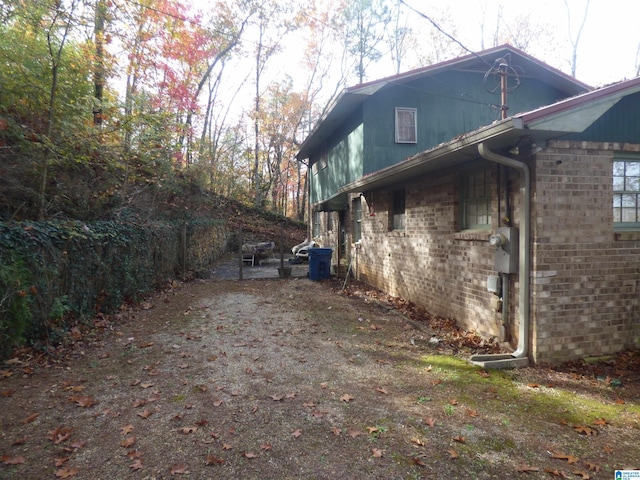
[461,168,492,229]
[613,155,640,229]
[395,107,417,143]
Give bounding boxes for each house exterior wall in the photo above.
[309,68,576,206]
[310,141,640,365]
[530,140,640,364]
[313,161,519,343]
[309,111,364,205]
[361,71,572,175]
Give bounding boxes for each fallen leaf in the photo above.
[132,398,147,408]
[449,399,458,405]
[476,369,490,378]
[423,417,436,427]
[527,383,540,388]
[205,455,224,465]
[55,466,79,478]
[292,429,302,438]
[592,418,608,426]
[54,456,71,467]
[371,448,384,458]
[120,436,136,448]
[585,463,601,473]
[573,425,597,436]
[129,459,144,471]
[410,437,425,447]
[615,398,625,405]
[270,394,284,401]
[331,427,341,436]
[48,426,73,444]
[572,470,590,479]
[448,449,459,459]
[137,409,154,419]
[1,389,15,397]
[213,399,224,407]
[1,454,26,465]
[243,451,257,459]
[543,468,569,478]
[139,382,154,389]
[121,424,134,435]
[466,409,479,417]
[221,443,233,450]
[260,443,272,450]
[126,450,141,459]
[320,382,328,389]
[516,465,540,473]
[412,457,426,467]
[67,441,86,452]
[303,401,316,408]
[348,429,362,438]
[340,394,354,402]
[65,385,85,392]
[12,436,28,446]
[22,412,40,424]
[366,426,379,434]
[550,451,579,464]
[375,387,388,395]
[602,445,614,454]
[170,463,189,475]
[69,395,97,408]
[452,436,465,443]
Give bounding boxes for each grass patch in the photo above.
[418,354,640,428]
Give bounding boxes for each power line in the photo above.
[399,0,492,68]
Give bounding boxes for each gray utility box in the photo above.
[489,227,518,274]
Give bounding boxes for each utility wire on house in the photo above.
[483,54,523,119]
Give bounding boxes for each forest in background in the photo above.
[0,0,606,224]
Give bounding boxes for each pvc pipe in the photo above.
[472,142,530,366]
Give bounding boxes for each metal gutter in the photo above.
[470,143,530,369]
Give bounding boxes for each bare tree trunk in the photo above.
[39,6,75,220]
[564,0,591,77]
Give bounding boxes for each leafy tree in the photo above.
[340,0,391,84]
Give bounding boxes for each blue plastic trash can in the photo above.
[308,248,332,281]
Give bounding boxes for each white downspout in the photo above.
[470,142,530,368]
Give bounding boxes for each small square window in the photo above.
[395,107,417,143]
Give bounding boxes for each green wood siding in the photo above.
[310,111,364,205]
[362,71,571,174]
[311,69,575,205]
[564,91,640,143]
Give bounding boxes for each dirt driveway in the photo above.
[1,276,639,479]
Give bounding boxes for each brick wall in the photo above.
[530,141,640,363]
[310,141,640,364]
[354,169,512,341]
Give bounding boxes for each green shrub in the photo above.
[0,254,33,357]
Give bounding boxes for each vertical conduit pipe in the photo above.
[471,143,530,368]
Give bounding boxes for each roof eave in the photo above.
[338,118,526,194]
